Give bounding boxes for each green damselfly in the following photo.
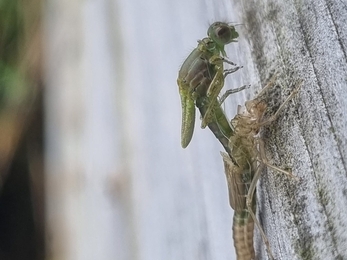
[177,22,245,149]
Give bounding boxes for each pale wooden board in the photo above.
[235,0,347,259]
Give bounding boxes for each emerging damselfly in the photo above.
[177,22,246,150]
[221,77,301,260]
[177,22,301,260]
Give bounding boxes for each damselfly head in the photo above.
[207,22,239,47]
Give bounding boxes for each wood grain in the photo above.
[235,0,347,259]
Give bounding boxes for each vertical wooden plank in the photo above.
[45,0,120,259]
[231,0,347,259]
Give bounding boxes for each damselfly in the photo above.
[177,22,244,149]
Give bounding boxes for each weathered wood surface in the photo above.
[44,0,347,259]
[237,0,347,259]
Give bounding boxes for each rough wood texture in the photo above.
[235,0,347,259]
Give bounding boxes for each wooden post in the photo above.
[234,0,347,259]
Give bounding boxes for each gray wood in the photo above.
[45,1,122,259]
[234,0,347,259]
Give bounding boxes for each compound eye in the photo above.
[208,22,238,45]
[215,26,231,43]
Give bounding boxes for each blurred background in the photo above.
[0,0,255,259]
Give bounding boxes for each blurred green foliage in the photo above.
[0,0,31,110]
[0,0,23,61]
